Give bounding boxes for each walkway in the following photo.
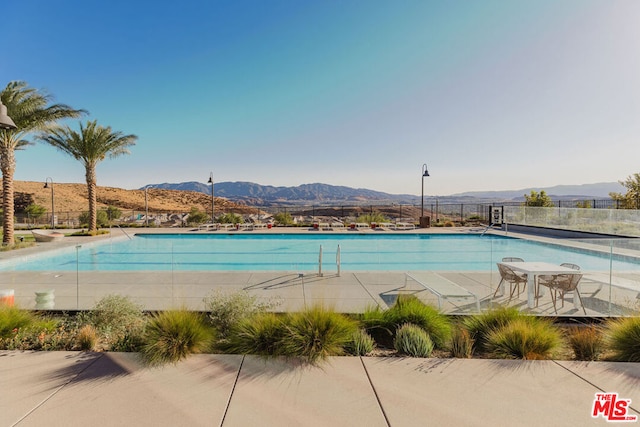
[1,351,638,426]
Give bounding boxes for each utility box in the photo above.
[419,216,431,228]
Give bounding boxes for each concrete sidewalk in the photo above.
[1,351,638,426]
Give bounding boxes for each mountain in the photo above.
[143,181,621,205]
[452,182,625,200]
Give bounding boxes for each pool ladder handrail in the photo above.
[115,225,134,240]
[318,244,341,277]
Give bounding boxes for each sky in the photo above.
[2,0,639,196]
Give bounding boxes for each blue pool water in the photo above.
[2,233,636,273]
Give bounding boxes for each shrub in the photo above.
[450,327,474,358]
[2,316,76,351]
[394,323,434,357]
[221,313,287,356]
[345,329,376,356]
[359,305,393,347]
[568,325,604,361]
[0,305,35,339]
[462,307,522,352]
[203,290,281,339]
[382,295,451,348]
[486,317,563,360]
[604,317,640,362]
[82,294,146,350]
[76,324,97,351]
[281,306,358,363]
[141,310,214,366]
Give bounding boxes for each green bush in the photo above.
[81,295,147,350]
[568,325,604,361]
[186,207,209,225]
[462,307,522,352]
[486,317,563,360]
[382,295,451,348]
[281,306,358,363]
[450,326,473,358]
[345,329,376,356]
[221,313,287,356]
[203,291,281,339]
[0,305,35,339]
[141,310,214,366]
[394,323,434,357]
[605,317,640,362]
[2,316,76,351]
[356,212,388,225]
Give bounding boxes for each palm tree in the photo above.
[0,81,85,245]
[39,120,137,232]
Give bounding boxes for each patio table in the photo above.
[498,262,583,309]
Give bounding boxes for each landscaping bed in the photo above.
[1,293,638,365]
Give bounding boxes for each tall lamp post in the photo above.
[0,99,17,129]
[44,177,55,229]
[421,164,430,226]
[144,186,149,227]
[207,172,214,223]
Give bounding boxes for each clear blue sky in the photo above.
[2,0,639,196]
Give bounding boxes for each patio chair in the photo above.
[494,263,528,299]
[538,273,586,314]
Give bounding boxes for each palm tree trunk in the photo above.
[85,166,97,232]
[0,145,15,245]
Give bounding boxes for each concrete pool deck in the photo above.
[1,351,639,426]
[2,227,639,316]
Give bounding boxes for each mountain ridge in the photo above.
[144,181,623,205]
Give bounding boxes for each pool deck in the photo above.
[2,228,640,426]
[2,226,639,316]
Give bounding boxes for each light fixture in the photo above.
[0,99,17,130]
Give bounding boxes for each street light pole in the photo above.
[144,187,149,227]
[207,172,214,223]
[44,178,55,229]
[421,163,430,221]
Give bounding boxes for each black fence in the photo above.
[14,198,624,229]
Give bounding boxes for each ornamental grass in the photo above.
[381,295,451,348]
[568,325,605,361]
[485,316,563,360]
[141,309,214,366]
[281,305,358,363]
[462,306,522,353]
[604,317,640,362]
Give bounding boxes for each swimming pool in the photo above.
[2,233,636,272]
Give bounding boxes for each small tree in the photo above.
[218,213,242,224]
[273,211,293,226]
[79,210,109,228]
[186,207,208,225]
[105,205,122,221]
[356,212,388,224]
[524,190,553,207]
[610,173,640,209]
[24,204,46,225]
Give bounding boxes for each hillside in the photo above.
[9,181,246,214]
